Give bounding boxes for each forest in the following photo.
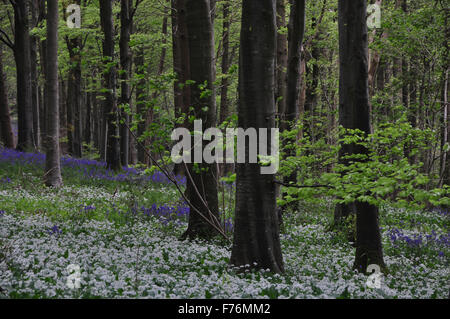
[0,0,448,300]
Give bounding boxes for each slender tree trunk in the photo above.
[172,0,191,175]
[100,0,121,171]
[119,0,133,167]
[38,0,47,145]
[44,0,62,188]
[148,8,169,165]
[181,0,220,240]
[219,0,231,176]
[219,1,231,124]
[13,1,34,152]
[59,76,68,155]
[302,0,326,142]
[30,0,40,150]
[63,1,83,158]
[135,48,147,165]
[279,0,306,216]
[282,0,305,133]
[230,0,284,273]
[66,40,83,158]
[276,0,288,117]
[440,8,449,188]
[0,46,14,149]
[338,0,386,272]
[84,90,91,146]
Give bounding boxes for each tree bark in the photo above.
[100,0,121,171]
[64,0,83,158]
[279,0,306,216]
[230,0,284,273]
[135,48,147,165]
[30,0,40,150]
[0,45,14,149]
[276,0,288,117]
[12,1,34,152]
[119,0,134,167]
[181,0,220,240]
[44,0,62,188]
[219,1,231,125]
[172,0,191,176]
[337,0,386,272]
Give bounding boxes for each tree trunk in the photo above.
[172,0,191,175]
[276,0,288,117]
[30,0,40,150]
[84,89,91,146]
[181,0,220,240]
[279,0,306,216]
[219,1,231,125]
[135,48,147,165]
[59,77,68,155]
[119,0,133,168]
[66,50,82,158]
[38,0,47,145]
[0,46,14,149]
[13,1,34,152]
[44,0,62,188]
[337,0,385,272]
[100,0,121,171]
[63,1,83,158]
[230,0,284,273]
[219,0,232,176]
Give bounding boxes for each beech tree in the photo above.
[44,0,62,188]
[337,0,386,272]
[230,0,284,273]
[6,1,34,151]
[279,0,306,215]
[100,0,121,171]
[0,44,14,149]
[181,0,221,240]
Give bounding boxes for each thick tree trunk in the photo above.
[44,0,62,188]
[100,0,121,171]
[230,0,284,273]
[13,1,34,152]
[337,0,386,272]
[0,46,14,149]
[181,0,220,240]
[119,0,133,168]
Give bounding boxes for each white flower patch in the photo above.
[0,209,448,299]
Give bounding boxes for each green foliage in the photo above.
[279,116,450,210]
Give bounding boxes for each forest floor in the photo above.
[0,147,449,299]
